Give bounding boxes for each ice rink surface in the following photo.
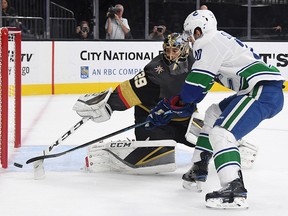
[1,92,288,216]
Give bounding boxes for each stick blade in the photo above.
[27,156,42,164]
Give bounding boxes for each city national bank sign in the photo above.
[54,41,163,83]
[79,49,157,78]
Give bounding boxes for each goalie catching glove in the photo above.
[146,95,197,129]
[73,88,113,123]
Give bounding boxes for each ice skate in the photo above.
[182,151,212,192]
[205,177,248,209]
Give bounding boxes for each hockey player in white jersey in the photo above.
[147,9,285,209]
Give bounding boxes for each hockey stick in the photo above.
[26,120,150,164]
[33,117,90,179]
[45,117,90,153]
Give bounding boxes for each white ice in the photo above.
[1,92,288,216]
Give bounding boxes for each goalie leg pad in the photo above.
[185,104,221,145]
[85,140,177,174]
[185,112,204,145]
[238,139,258,169]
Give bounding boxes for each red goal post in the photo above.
[0,27,22,168]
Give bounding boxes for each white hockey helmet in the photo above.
[183,10,217,40]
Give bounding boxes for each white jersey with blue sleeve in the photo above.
[180,30,285,103]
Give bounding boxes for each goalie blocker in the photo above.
[85,140,177,174]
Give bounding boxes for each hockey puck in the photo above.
[13,162,23,168]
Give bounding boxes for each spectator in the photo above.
[200,4,208,10]
[2,0,17,27]
[273,25,282,32]
[148,24,167,40]
[272,22,287,39]
[75,25,81,35]
[75,21,93,40]
[105,4,130,39]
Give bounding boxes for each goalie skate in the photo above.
[182,151,212,192]
[205,177,248,209]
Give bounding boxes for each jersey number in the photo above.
[134,71,147,88]
[221,31,260,60]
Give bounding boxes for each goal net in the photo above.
[0,27,22,168]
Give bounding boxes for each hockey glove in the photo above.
[72,88,113,123]
[146,95,197,129]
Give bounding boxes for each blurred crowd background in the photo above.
[1,0,287,41]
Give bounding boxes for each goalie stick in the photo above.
[26,120,150,164]
[33,117,90,179]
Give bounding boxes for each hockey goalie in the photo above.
[73,90,257,176]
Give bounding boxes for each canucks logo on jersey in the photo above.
[81,66,89,79]
[194,49,202,60]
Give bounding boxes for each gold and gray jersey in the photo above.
[108,50,195,112]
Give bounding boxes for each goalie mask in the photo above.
[183,10,217,41]
[163,33,190,70]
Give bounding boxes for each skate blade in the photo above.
[206,197,248,209]
[182,180,202,192]
[33,160,45,180]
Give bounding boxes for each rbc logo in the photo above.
[80,66,89,79]
[194,49,202,60]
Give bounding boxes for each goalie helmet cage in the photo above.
[0,27,22,168]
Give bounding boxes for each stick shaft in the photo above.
[26,120,149,164]
[45,117,90,154]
